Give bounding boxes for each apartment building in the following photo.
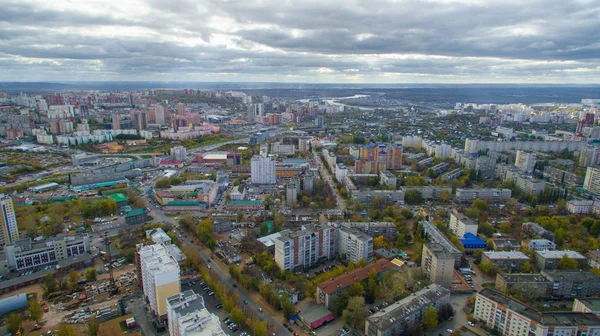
[491,238,521,251]
[448,212,478,238]
[316,259,393,309]
[588,250,600,268]
[495,273,551,299]
[365,284,450,336]
[421,243,456,288]
[250,156,276,185]
[567,200,595,214]
[584,167,600,195]
[542,270,600,299]
[527,239,556,251]
[274,224,337,271]
[166,290,226,336]
[474,289,600,336]
[534,250,587,270]
[0,194,19,247]
[379,170,397,187]
[482,251,530,271]
[335,222,397,240]
[337,227,373,264]
[515,150,537,173]
[455,188,512,203]
[573,298,600,315]
[422,220,463,264]
[139,244,181,318]
[5,234,90,271]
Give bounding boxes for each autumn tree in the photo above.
[28,299,43,323]
[87,319,99,336]
[6,313,22,334]
[68,270,79,291]
[373,235,390,249]
[342,296,366,329]
[423,306,438,330]
[557,255,578,270]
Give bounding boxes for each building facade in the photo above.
[482,251,530,271]
[139,244,181,318]
[274,225,337,271]
[251,156,276,184]
[584,167,600,195]
[5,234,90,271]
[448,212,478,238]
[0,195,19,247]
[534,250,587,270]
[337,227,373,264]
[421,243,456,288]
[166,290,226,336]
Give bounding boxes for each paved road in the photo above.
[312,149,346,213]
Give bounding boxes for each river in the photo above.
[297,94,374,110]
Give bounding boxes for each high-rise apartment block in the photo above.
[176,103,186,116]
[251,156,276,184]
[515,150,537,173]
[139,244,181,318]
[337,227,373,264]
[448,212,478,238]
[170,146,187,162]
[166,290,226,336]
[274,224,337,271]
[111,113,121,130]
[0,195,19,247]
[154,104,165,125]
[584,167,600,195]
[354,143,403,174]
[421,243,455,288]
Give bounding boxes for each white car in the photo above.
[447,329,453,334]
[467,321,475,327]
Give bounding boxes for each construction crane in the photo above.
[98,231,119,295]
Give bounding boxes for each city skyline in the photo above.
[1,0,599,83]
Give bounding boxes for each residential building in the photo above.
[154,105,165,125]
[421,220,462,264]
[522,222,555,241]
[139,244,181,318]
[274,225,337,271]
[421,243,455,288]
[492,238,521,251]
[0,195,19,247]
[448,212,478,238]
[455,188,512,203]
[588,250,600,268]
[125,209,149,225]
[495,273,551,299]
[146,228,172,245]
[251,156,276,185]
[528,239,556,251]
[316,259,394,309]
[176,103,186,116]
[441,168,462,181]
[111,113,121,130]
[170,146,187,162]
[567,200,595,214]
[335,222,397,240]
[337,227,373,264]
[573,298,600,315]
[482,251,530,271]
[334,163,348,182]
[542,270,600,299]
[515,150,537,173]
[515,175,547,196]
[224,200,264,211]
[5,234,90,271]
[166,290,226,336]
[534,250,587,270]
[365,284,450,336]
[474,288,600,336]
[379,170,397,187]
[584,167,600,195]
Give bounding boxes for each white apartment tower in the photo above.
[515,150,537,174]
[274,225,337,271]
[337,227,373,264]
[170,146,187,162]
[251,156,276,184]
[154,104,165,125]
[0,195,19,247]
[584,167,600,195]
[166,290,226,336]
[139,244,181,318]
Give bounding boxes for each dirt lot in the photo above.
[98,313,141,336]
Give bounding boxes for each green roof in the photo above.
[226,200,264,205]
[166,201,207,206]
[124,208,147,217]
[107,193,128,203]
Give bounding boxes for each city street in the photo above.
[313,149,346,213]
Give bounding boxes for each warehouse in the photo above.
[28,182,60,193]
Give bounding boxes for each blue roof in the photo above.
[459,232,486,249]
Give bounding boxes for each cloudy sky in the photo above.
[1,0,599,83]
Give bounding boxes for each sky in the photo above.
[1,0,599,83]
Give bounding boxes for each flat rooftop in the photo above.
[575,298,600,312]
[478,288,540,321]
[484,251,530,260]
[535,250,586,259]
[540,312,600,326]
[498,273,550,283]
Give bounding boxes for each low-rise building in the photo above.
[567,200,595,214]
[448,212,478,238]
[588,250,600,268]
[421,243,455,288]
[5,234,90,271]
[542,270,600,299]
[316,259,394,309]
[534,250,587,270]
[522,222,555,241]
[334,222,397,240]
[492,238,521,251]
[153,190,175,206]
[528,239,556,251]
[125,209,149,225]
[379,170,397,187]
[224,200,265,211]
[474,288,600,336]
[573,298,600,315]
[365,284,450,336]
[455,188,512,203]
[495,273,551,299]
[482,251,530,271]
[441,168,462,181]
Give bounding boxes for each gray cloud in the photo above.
[0,0,599,82]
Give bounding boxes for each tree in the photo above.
[521,261,535,274]
[342,296,366,329]
[68,270,78,291]
[439,190,452,203]
[478,221,494,237]
[57,324,75,336]
[87,319,100,336]
[42,273,58,296]
[404,190,423,205]
[155,178,171,188]
[373,235,390,249]
[237,211,244,222]
[348,282,365,297]
[28,299,43,323]
[85,268,97,282]
[478,262,500,276]
[6,313,21,334]
[231,307,244,324]
[281,296,295,319]
[396,233,407,246]
[557,254,578,270]
[423,306,438,331]
[259,222,269,236]
[472,199,488,211]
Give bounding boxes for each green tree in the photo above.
[68,270,78,291]
[439,190,452,203]
[57,324,75,336]
[342,296,366,329]
[87,319,100,336]
[42,273,58,296]
[6,313,22,334]
[236,211,244,222]
[231,307,244,324]
[423,306,438,330]
[404,190,423,205]
[557,254,578,270]
[348,282,365,297]
[521,261,535,274]
[155,178,171,188]
[472,199,488,211]
[282,296,295,319]
[373,235,389,249]
[259,222,269,236]
[479,262,500,276]
[85,268,97,282]
[478,222,495,236]
[28,299,43,323]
